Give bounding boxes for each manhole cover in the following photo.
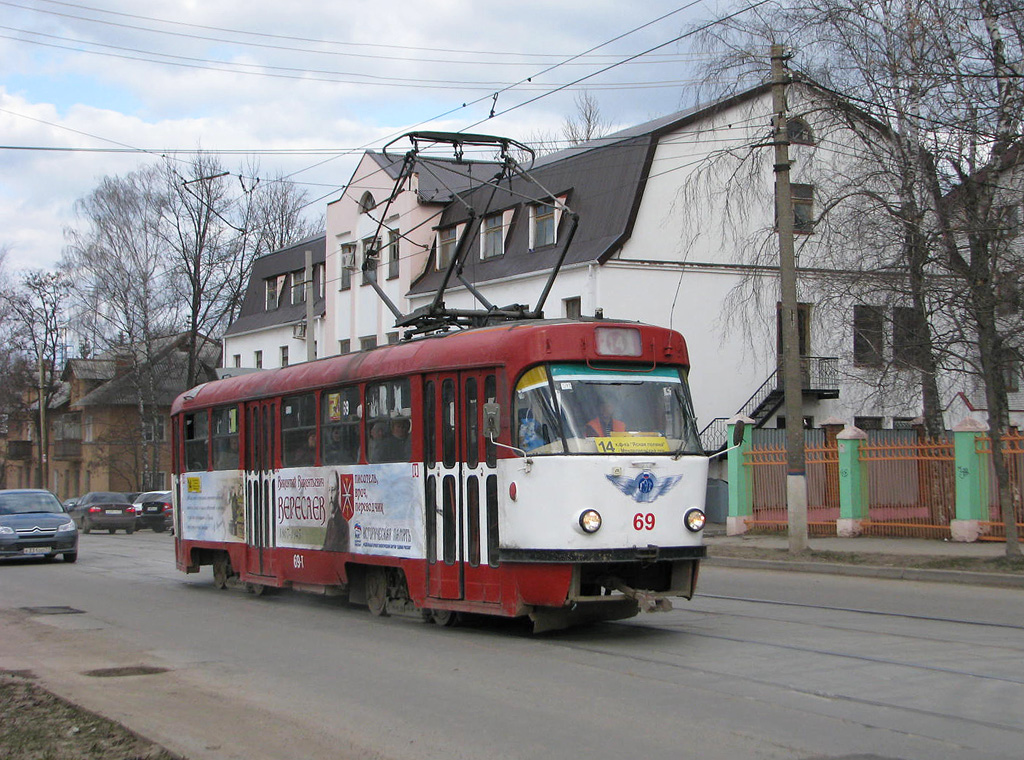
[82,666,170,678]
[20,606,85,616]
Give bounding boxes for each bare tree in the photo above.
[3,271,71,488]
[696,0,1023,554]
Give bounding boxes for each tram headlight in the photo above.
[684,508,706,532]
[578,509,602,534]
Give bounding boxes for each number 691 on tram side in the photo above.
[171,318,709,632]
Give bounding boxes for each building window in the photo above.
[362,236,379,285]
[387,229,400,280]
[265,276,282,310]
[280,346,289,367]
[531,204,556,249]
[1006,360,1021,393]
[338,339,351,355]
[254,350,263,369]
[387,332,399,345]
[360,335,377,351]
[564,296,582,319]
[893,306,927,369]
[854,416,883,430]
[291,270,306,305]
[481,214,504,259]
[359,191,376,213]
[787,117,815,145]
[776,302,811,357]
[853,305,884,367]
[142,416,165,443]
[316,262,325,298]
[339,243,355,291]
[437,227,457,270]
[792,184,815,233]
[232,354,241,368]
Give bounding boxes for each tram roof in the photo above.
[172,318,689,414]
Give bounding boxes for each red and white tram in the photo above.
[172,318,708,631]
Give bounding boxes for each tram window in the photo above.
[184,411,209,471]
[486,474,499,567]
[321,388,360,465]
[465,377,479,469]
[425,475,436,564]
[467,476,480,567]
[282,393,317,467]
[442,475,457,565]
[424,381,436,468]
[441,379,456,468]
[366,379,412,463]
[484,374,497,467]
[211,406,240,470]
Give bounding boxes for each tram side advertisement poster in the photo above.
[179,465,425,559]
[179,470,246,542]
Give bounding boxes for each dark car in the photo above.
[0,489,79,563]
[133,490,173,532]
[69,491,136,534]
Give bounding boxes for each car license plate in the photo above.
[105,509,122,515]
[145,506,160,513]
[22,547,50,555]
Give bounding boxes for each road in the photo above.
[1,531,1022,760]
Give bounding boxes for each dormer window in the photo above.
[481,214,505,259]
[359,191,376,214]
[437,227,457,270]
[530,203,556,249]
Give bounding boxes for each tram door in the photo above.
[424,370,499,601]
[244,399,277,578]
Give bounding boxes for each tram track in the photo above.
[695,592,1024,631]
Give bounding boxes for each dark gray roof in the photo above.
[74,336,219,408]
[224,234,327,337]
[365,151,502,204]
[409,84,773,299]
[62,358,115,382]
[408,133,655,297]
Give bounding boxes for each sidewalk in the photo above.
[702,525,1024,588]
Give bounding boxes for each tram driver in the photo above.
[586,399,626,437]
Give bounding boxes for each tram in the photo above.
[171,318,709,631]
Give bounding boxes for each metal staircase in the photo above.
[699,356,839,453]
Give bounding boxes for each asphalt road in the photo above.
[1,531,1022,760]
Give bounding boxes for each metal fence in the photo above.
[745,429,954,538]
[978,432,1024,540]
[858,433,954,538]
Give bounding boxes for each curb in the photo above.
[703,556,1024,589]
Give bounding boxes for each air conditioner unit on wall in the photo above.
[292,322,307,339]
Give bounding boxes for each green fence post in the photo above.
[952,417,988,542]
[726,416,754,535]
[836,425,868,537]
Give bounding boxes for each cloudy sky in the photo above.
[1,0,727,273]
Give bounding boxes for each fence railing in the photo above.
[727,422,1022,542]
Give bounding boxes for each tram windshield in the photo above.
[513,364,703,456]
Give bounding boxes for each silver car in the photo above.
[0,489,79,563]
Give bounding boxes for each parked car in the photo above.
[133,490,173,532]
[68,492,136,534]
[0,489,79,563]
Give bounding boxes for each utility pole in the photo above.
[771,44,809,552]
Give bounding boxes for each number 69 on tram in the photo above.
[171,319,709,632]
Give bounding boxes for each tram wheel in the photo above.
[212,554,233,589]
[430,609,460,627]
[366,568,390,617]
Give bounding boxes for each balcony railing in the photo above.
[53,439,83,460]
[6,440,33,460]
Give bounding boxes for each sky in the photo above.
[0,0,729,274]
